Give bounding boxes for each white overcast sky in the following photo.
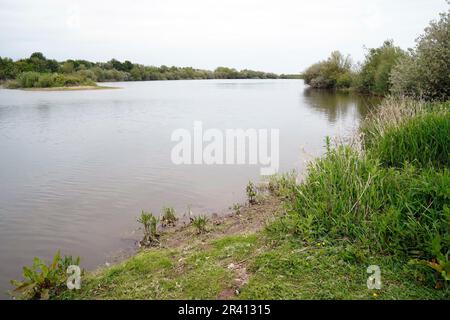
[0,0,448,73]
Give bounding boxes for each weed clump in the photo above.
[246,181,257,205]
[161,207,178,227]
[11,251,81,300]
[137,210,159,247]
[192,215,208,234]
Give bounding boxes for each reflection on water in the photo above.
[0,80,379,298]
[303,88,381,124]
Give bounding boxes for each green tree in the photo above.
[61,61,75,74]
[0,57,17,79]
[390,11,450,101]
[303,51,353,89]
[357,40,406,95]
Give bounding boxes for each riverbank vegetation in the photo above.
[4,71,97,89]
[0,53,282,89]
[303,11,449,100]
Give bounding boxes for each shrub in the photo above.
[4,79,20,89]
[11,251,81,300]
[336,72,353,89]
[12,72,95,88]
[0,57,17,80]
[76,69,97,81]
[390,11,450,101]
[16,71,41,88]
[357,40,406,95]
[303,51,353,89]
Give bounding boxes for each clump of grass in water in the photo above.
[192,215,208,234]
[160,207,178,227]
[246,181,257,205]
[137,210,159,247]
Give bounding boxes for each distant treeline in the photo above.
[302,11,449,101]
[0,53,301,88]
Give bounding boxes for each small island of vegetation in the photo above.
[0,52,292,90]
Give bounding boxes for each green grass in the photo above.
[365,109,450,168]
[55,232,448,300]
[239,241,448,300]
[269,147,449,259]
[57,234,260,300]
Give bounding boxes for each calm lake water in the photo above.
[0,80,380,298]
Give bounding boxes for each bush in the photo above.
[303,51,354,89]
[16,71,41,88]
[11,251,81,300]
[336,72,353,89]
[390,11,450,101]
[4,79,20,89]
[357,40,406,95]
[11,72,95,88]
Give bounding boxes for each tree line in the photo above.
[302,11,450,101]
[0,54,296,88]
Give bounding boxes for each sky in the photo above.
[0,0,448,73]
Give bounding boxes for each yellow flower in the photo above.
[372,293,378,297]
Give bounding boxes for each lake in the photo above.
[0,79,380,298]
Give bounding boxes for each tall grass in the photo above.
[268,99,450,284]
[361,98,450,168]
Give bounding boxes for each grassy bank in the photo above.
[22,98,444,300]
